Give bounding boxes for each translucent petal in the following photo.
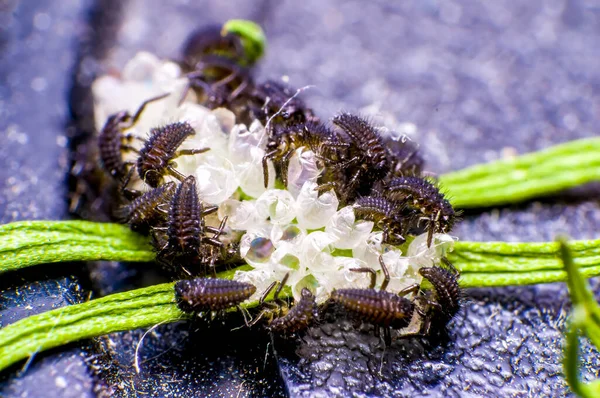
[236,146,274,198]
[300,231,336,272]
[295,182,340,230]
[311,257,372,299]
[234,268,283,302]
[325,206,374,249]
[211,107,236,134]
[380,249,410,278]
[290,273,321,302]
[255,189,296,225]
[218,199,265,231]
[194,155,239,205]
[407,232,456,268]
[352,231,387,270]
[122,52,164,81]
[287,149,323,198]
[386,276,420,298]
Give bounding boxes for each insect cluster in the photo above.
[90,21,462,342]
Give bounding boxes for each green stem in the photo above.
[0,268,257,373]
[0,221,154,273]
[449,239,600,288]
[3,239,600,373]
[439,137,600,208]
[0,283,184,372]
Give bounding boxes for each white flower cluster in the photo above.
[92,52,456,305]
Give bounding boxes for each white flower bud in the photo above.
[255,189,297,225]
[326,206,374,249]
[295,182,339,230]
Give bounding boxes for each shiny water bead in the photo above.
[295,181,339,230]
[325,206,374,250]
[255,189,296,225]
[271,224,305,245]
[245,237,275,264]
[175,278,256,313]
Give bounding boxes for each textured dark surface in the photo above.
[2,0,600,397]
[0,1,96,397]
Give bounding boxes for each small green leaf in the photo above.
[222,19,266,65]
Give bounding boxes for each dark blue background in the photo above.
[1,1,600,396]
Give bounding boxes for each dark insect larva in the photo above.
[158,175,226,270]
[269,288,318,334]
[418,258,461,322]
[252,80,317,127]
[175,277,256,313]
[136,121,209,187]
[352,195,406,245]
[180,25,255,108]
[248,273,317,334]
[384,176,456,247]
[330,256,416,345]
[181,25,248,71]
[394,258,462,340]
[116,181,176,233]
[98,94,169,179]
[382,134,424,178]
[330,113,390,201]
[262,121,348,187]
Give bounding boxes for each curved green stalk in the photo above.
[439,137,600,208]
[560,239,600,397]
[0,221,154,273]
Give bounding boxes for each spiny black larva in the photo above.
[262,121,348,188]
[385,176,456,247]
[252,80,317,128]
[181,24,248,71]
[98,94,169,179]
[352,195,406,245]
[330,256,416,345]
[116,181,176,233]
[269,288,318,334]
[382,134,424,177]
[183,55,252,108]
[248,273,317,334]
[418,258,461,322]
[136,121,209,187]
[330,113,390,200]
[179,25,254,108]
[158,175,226,268]
[174,278,256,313]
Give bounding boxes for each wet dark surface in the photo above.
[2,0,600,397]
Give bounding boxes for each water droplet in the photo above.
[246,237,275,263]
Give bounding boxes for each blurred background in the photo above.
[1,0,600,396]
